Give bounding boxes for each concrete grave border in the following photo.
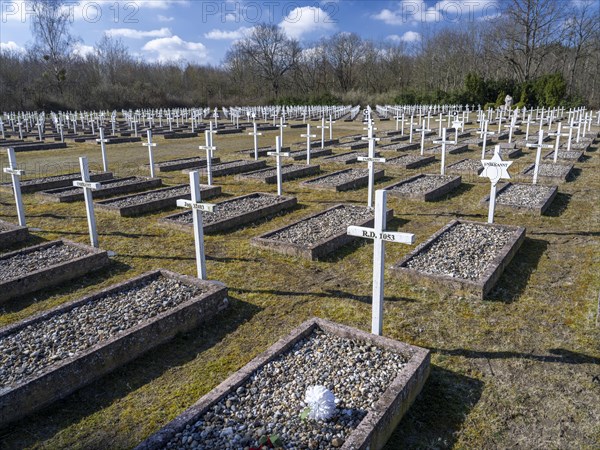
[0,219,29,248]
[1,172,113,194]
[521,163,574,184]
[480,182,558,215]
[36,177,162,203]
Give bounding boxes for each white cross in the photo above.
[143,130,157,178]
[526,130,554,184]
[415,120,432,156]
[3,148,26,227]
[451,120,463,144]
[565,119,578,151]
[480,145,513,223]
[57,122,64,143]
[73,157,102,248]
[504,118,520,144]
[301,124,316,165]
[394,112,403,132]
[277,116,287,147]
[408,115,417,143]
[96,128,110,172]
[435,113,444,137]
[199,130,217,186]
[524,114,535,141]
[248,117,263,161]
[433,128,452,175]
[347,189,415,335]
[548,122,567,163]
[360,123,384,208]
[176,170,216,280]
[317,117,329,149]
[0,120,5,139]
[478,120,495,159]
[267,136,290,196]
[328,114,335,140]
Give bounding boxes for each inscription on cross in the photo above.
[347,190,415,335]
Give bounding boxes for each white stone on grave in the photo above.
[526,130,553,184]
[416,120,432,156]
[177,170,216,280]
[360,123,384,208]
[248,115,263,161]
[480,145,513,223]
[267,136,290,196]
[73,156,102,247]
[3,148,26,227]
[347,189,415,335]
[301,124,316,165]
[96,128,110,172]
[143,130,157,178]
[433,128,452,175]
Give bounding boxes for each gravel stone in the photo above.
[242,165,306,179]
[447,159,483,171]
[390,175,456,194]
[20,172,102,186]
[164,328,408,450]
[304,169,369,186]
[404,222,513,280]
[379,142,418,151]
[156,157,203,168]
[543,151,581,160]
[496,183,554,206]
[524,164,571,177]
[322,152,362,163]
[268,205,373,246]
[0,242,87,281]
[168,194,284,225]
[207,160,255,170]
[48,177,149,197]
[102,186,190,207]
[387,154,429,165]
[0,275,207,388]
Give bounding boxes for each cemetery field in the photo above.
[0,120,599,449]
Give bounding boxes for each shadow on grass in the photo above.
[118,252,260,264]
[0,296,261,449]
[487,237,548,304]
[568,167,582,182]
[383,365,484,450]
[36,229,161,239]
[0,234,47,253]
[430,182,475,202]
[1,260,132,314]
[28,213,87,220]
[529,229,600,237]
[430,347,600,365]
[544,192,571,217]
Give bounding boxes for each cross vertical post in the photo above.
[347,190,415,335]
[199,130,217,186]
[548,122,565,163]
[526,130,553,184]
[3,148,26,226]
[359,123,383,208]
[248,117,262,161]
[478,120,495,159]
[277,116,287,147]
[267,136,290,196]
[433,128,451,175]
[74,156,102,248]
[143,130,157,178]
[328,114,335,140]
[96,127,110,172]
[301,124,316,165]
[317,117,329,149]
[416,120,431,156]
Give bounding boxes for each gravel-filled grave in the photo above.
[385,174,461,201]
[1,172,113,194]
[386,154,435,169]
[379,142,420,151]
[37,177,162,202]
[521,163,574,183]
[100,186,190,208]
[252,204,392,260]
[0,270,228,426]
[285,148,333,160]
[0,220,29,248]
[152,157,220,172]
[483,183,558,215]
[320,151,363,164]
[236,165,320,184]
[183,159,266,177]
[446,158,484,175]
[543,150,583,161]
[426,143,469,154]
[392,220,525,299]
[301,169,384,192]
[160,193,296,233]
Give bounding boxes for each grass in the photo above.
[0,119,598,449]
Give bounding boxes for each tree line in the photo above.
[0,0,598,112]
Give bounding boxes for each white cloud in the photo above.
[157,14,175,22]
[135,0,189,9]
[279,6,336,40]
[72,43,95,57]
[0,41,26,54]
[204,27,251,40]
[106,28,172,39]
[387,31,421,43]
[141,35,208,64]
[372,0,496,25]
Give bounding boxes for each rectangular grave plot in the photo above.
[1,172,113,194]
[0,270,228,427]
[149,157,221,172]
[159,193,297,234]
[384,174,461,201]
[481,183,558,215]
[391,220,526,300]
[183,160,266,177]
[427,144,469,155]
[235,164,320,184]
[386,155,436,169]
[446,159,484,176]
[301,169,385,192]
[543,150,583,161]
[321,151,362,165]
[0,240,110,304]
[380,142,421,151]
[240,146,291,158]
[252,204,393,260]
[95,184,221,217]
[521,163,574,184]
[12,142,67,152]
[0,220,29,248]
[36,177,163,203]
[135,317,430,450]
[336,141,369,150]
[286,148,333,161]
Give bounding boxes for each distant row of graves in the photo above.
[0,103,597,449]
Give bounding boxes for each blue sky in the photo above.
[0,1,503,64]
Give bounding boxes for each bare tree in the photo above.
[324,32,363,93]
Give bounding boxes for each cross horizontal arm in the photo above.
[347,225,415,244]
[177,199,215,212]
